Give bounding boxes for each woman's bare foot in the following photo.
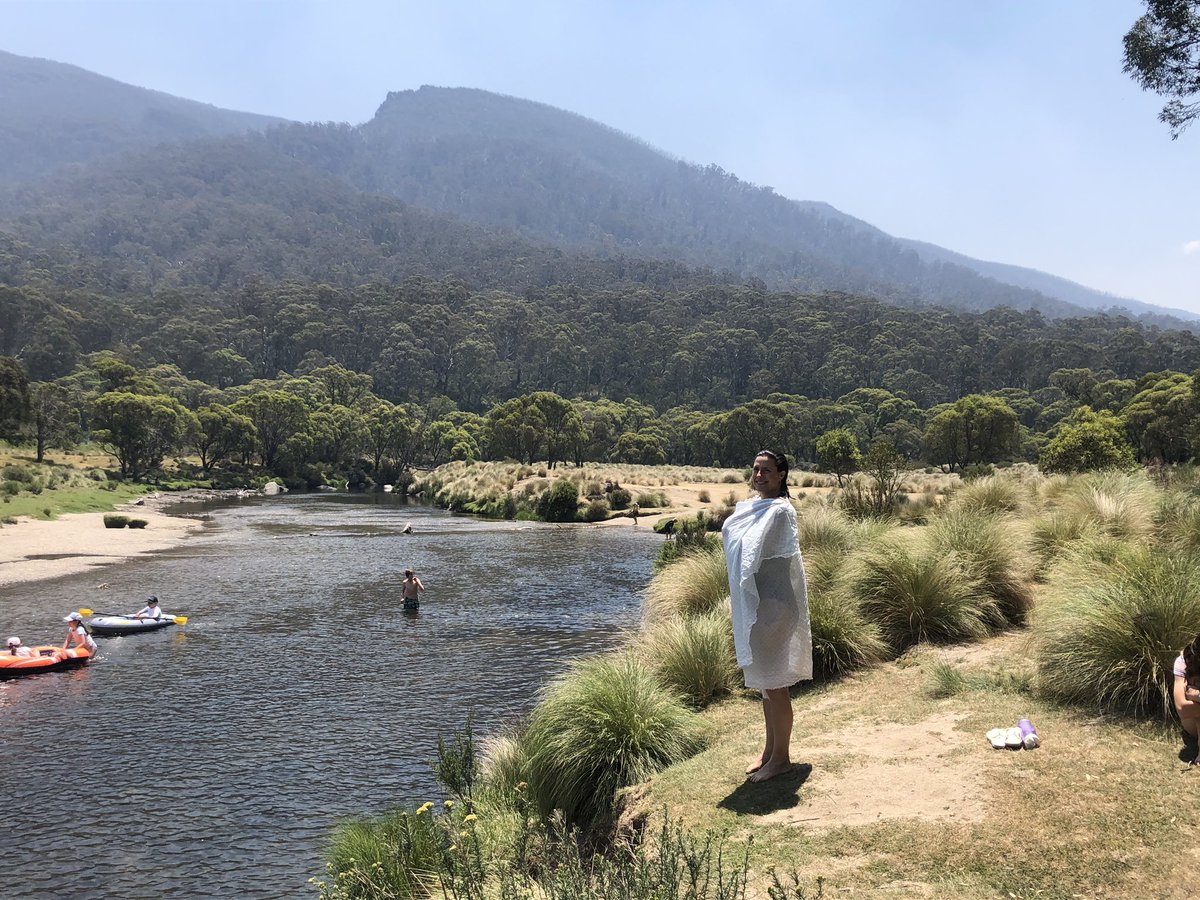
[745,753,769,774]
[748,759,792,782]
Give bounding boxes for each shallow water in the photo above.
[0,494,657,898]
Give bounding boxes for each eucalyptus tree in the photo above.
[231,390,311,469]
[1124,0,1200,137]
[193,404,256,473]
[816,428,862,487]
[1040,407,1138,473]
[92,391,197,479]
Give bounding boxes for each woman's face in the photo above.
[751,455,783,498]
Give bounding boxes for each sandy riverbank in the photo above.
[0,504,205,589]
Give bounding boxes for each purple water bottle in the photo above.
[1018,718,1039,749]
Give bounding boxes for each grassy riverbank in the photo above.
[324,466,1200,899]
[0,448,155,521]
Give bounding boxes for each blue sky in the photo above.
[3,0,1197,313]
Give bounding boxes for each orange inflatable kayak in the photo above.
[0,644,94,679]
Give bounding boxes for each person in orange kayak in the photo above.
[6,636,34,657]
[62,613,97,654]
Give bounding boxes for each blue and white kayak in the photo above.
[88,615,178,637]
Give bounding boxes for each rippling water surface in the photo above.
[0,494,657,898]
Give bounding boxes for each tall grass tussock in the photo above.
[926,509,1034,626]
[851,536,992,650]
[642,545,729,622]
[1033,546,1200,718]
[521,653,707,828]
[635,608,740,707]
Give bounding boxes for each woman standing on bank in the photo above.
[722,450,812,782]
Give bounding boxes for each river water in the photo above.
[0,494,658,899]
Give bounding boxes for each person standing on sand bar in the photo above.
[721,449,812,782]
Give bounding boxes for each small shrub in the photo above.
[636,491,669,508]
[609,487,632,509]
[42,508,51,518]
[721,472,742,483]
[2,480,20,496]
[1,515,16,524]
[540,479,580,522]
[697,489,711,503]
[583,499,610,522]
[522,653,707,828]
[103,514,130,528]
[1,464,32,482]
[128,518,149,529]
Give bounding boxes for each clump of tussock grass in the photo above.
[809,578,888,677]
[522,653,707,828]
[322,805,445,899]
[926,508,1035,626]
[478,731,531,808]
[1153,489,1200,554]
[949,473,1032,515]
[642,545,728,623]
[850,536,992,651]
[1033,546,1200,719]
[1052,470,1158,543]
[1029,511,1099,567]
[926,660,969,698]
[797,503,856,556]
[636,608,739,707]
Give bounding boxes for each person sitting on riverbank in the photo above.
[62,613,97,655]
[133,596,162,620]
[1174,634,1200,765]
[402,569,425,611]
[6,636,33,657]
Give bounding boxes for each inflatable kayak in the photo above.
[88,615,177,637]
[0,644,94,679]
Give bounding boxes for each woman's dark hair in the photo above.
[755,449,790,499]
[1184,633,1200,680]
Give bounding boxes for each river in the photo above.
[0,494,659,899]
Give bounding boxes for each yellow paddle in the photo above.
[78,608,188,625]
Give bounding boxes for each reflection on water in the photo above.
[0,494,657,899]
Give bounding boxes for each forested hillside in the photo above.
[0,53,1171,322]
[0,50,281,186]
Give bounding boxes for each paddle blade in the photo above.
[173,616,188,625]
[78,608,95,616]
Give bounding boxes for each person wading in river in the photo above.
[402,569,425,611]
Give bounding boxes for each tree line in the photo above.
[1,343,1195,490]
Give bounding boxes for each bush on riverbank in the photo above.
[522,653,707,829]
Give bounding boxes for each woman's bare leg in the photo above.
[747,692,774,773]
[749,688,793,782]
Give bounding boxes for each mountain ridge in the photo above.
[0,51,1190,325]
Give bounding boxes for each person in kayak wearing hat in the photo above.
[62,613,97,654]
[6,636,33,658]
[133,596,163,620]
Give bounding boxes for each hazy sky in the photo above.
[3,0,1197,313]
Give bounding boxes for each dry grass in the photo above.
[627,635,1200,899]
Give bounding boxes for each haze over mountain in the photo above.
[0,49,281,186]
[0,50,1190,325]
